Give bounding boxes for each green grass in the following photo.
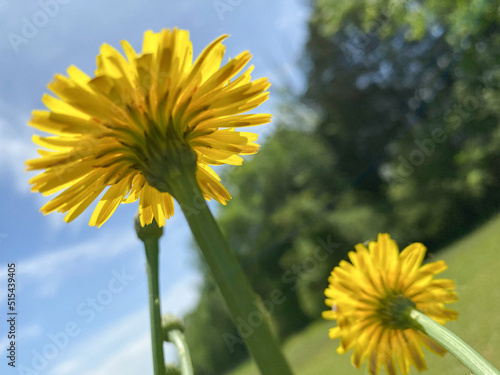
[227,214,500,375]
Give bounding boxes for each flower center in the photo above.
[378,294,417,330]
[139,123,198,195]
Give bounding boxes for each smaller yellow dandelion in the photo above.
[323,233,458,375]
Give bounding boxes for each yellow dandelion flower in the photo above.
[26,28,271,227]
[323,233,458,375]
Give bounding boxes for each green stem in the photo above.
[169,171,294,375]
[410,309,500,375]
[144,237,167,375]
[168,330,194,375]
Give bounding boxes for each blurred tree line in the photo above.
[184,1,500,373]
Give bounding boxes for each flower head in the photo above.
[323,234,458,375]
[27,29,271,227]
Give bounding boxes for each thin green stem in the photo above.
[410,309,500,375]
[168,171,294,375]
[144,238,167,375]
[168,330,194,375]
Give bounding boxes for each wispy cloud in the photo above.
[0,114,35,193]
[46,273,201,375]
[79,334,151,375]
[22,231,136,278]
[0,230,138,303]
[49,359,81,375]
[12,231,135,279]
[160,272,202,316]
[0,323,43,354]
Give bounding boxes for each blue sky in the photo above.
[0,1,309,374]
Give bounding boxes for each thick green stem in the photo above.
[168,330,194,375]
[169,171,294,375]
[144,237,167,375]
[410,309,500,375]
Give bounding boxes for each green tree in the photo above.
[183,1,500,373]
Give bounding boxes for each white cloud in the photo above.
[11,231,135,279]
[47,273,201,375]
[23,323,43,340]
[276,0,308,32]
[0,323,43,353]
[50,359,81,375]
[0,0,9,12]
[160,272,202,316]
[0,230,138,303]
[0,115,36,193]
[20,231,136,279]
[79,334,151,375]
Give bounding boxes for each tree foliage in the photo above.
[184,1,500,373]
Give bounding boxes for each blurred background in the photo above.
[1,0,500,374]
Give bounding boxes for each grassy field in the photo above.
[227,214,500,375]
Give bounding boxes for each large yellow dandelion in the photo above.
[323,233,458,375]
[27,29,271,227]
